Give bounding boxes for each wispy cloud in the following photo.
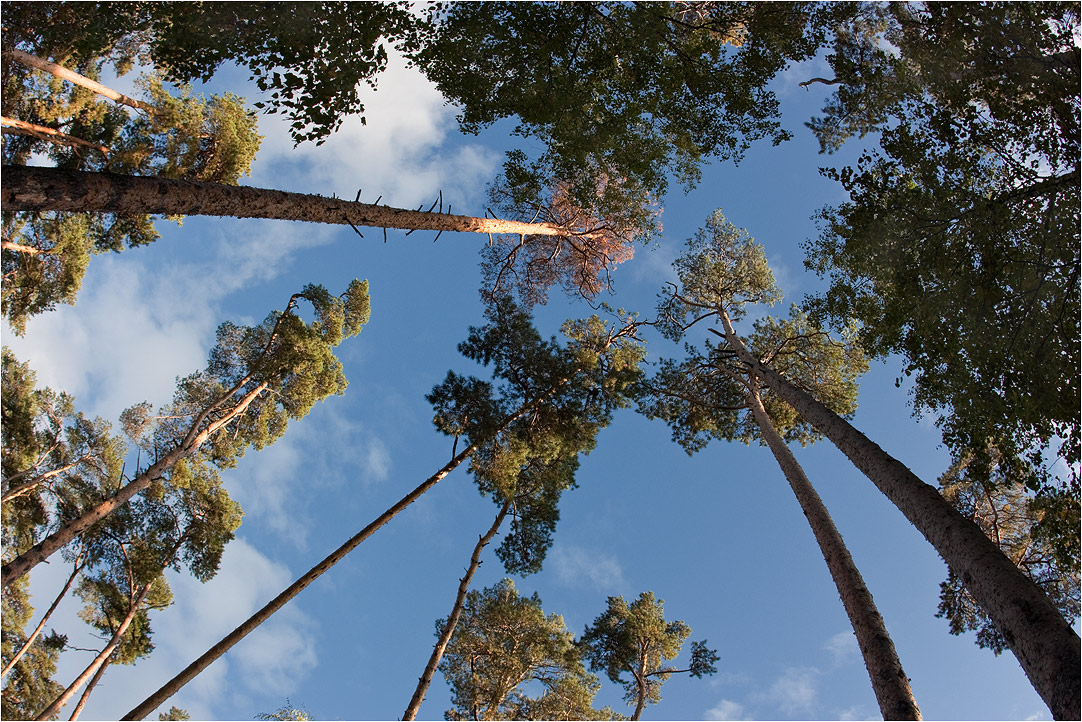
[705,698,752,721]
[549,544,626,591]
[823,630,860,665]
[765,666,820,716]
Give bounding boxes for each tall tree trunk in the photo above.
[744,379,921,720]
[718,308,1081,721]
[121,444,477,720]
[631,645,649,721]
[0,554,85,680]
[3,49,154,113]
[2,166,596,240]
[1,382,268,587]
[34,582,151,720]
[0,117,109,154]
[67,657,110,721]
[403,500,512,720]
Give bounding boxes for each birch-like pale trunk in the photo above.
[717,308,1081,720]
[744,379,921,720]
[402,500,512,720]
[4,49,154,113]
[2,166,597,240]
[34,583,151,720]
[0,554,85,680]
[1,381,268,587]
[631,642,649,721]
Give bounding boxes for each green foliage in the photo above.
[420,2,836,228]
[803,2,1080,496]
[440,579,615,721]
[428,297,643,574]
[0,577,66,720]
[643,211,867,453]
[579,591,718,715]
[2,348,127,556]
[936,446,1080,655]
[255,699,312,720]
[158,707,191,721]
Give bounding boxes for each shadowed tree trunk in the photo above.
[2,166,600,240]
[717,308,1081,721]
[403,500,511,720]
[744,378,921,720]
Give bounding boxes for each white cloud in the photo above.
[766,666,820,715]
[251,50,500,212]
[706,698,751,721]
[823,630,859,665]
[548,544,625,591]
[363,436,392,484]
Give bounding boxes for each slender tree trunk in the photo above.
[1,117,110,154]
[0,239,44,255]
[2,165,595,239]
[1,381,268,587]
[0,554,85,680]
[403,500,512,720]
[121,444,477,720]
[67,657,110,721]
[631,646,649,721]
[744,380,921,720]
[2,455,93,503]
[34,583,151,720]
[4,49,154,113]
[718,308,1081,721]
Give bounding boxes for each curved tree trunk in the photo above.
[718,308,1081,720]
[745,380,921,720]
[403,500,511,720]
[1,382,268,587]
[2,165,595,240]
[34,583,151,720]
[0,554,85,680]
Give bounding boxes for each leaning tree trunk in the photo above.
[403,500,511,720]
[120,444,478,720]
[2,166,597,240]
[67,657,110,721]
[0,553,86,680]
[745,380,921,720]
[718,309,1081,721]
[3,49,154,113]
[1,382,268,587]
[34,582,151,720]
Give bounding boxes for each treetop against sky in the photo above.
[1,3,1078,721]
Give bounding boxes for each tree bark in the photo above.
[631,643,649,721]
[34,582,151,720]
[744,379,921,720]
[1,381,268,587]
[0,554,85,680]
[2,166,594,240]
[4,49,154,113]
[718,308,1081,721]
[403,500,511,720]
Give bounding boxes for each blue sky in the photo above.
[5,43,1063,722]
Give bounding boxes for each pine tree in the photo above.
[579,591,718,720]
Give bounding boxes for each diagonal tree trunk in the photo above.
[34,582,152,720]
[743,377,921,720]
[1,381,268,587]
[67,657,110,721]
[1,117,109,155]
[403,500,511,720]
[0,552,86,680]
[718,308,1081,721]
[2,165,600,240]
[3,49,154,113]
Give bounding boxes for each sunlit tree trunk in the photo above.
[1,381,268,587]
[34,583,151,720]
[2,166,596,239]
[718,308,1081,721]
[744,379,921,720]
[67,657,109,721]
[403,500,511,720]
[1,116,109,154]
[4,49,154,113]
